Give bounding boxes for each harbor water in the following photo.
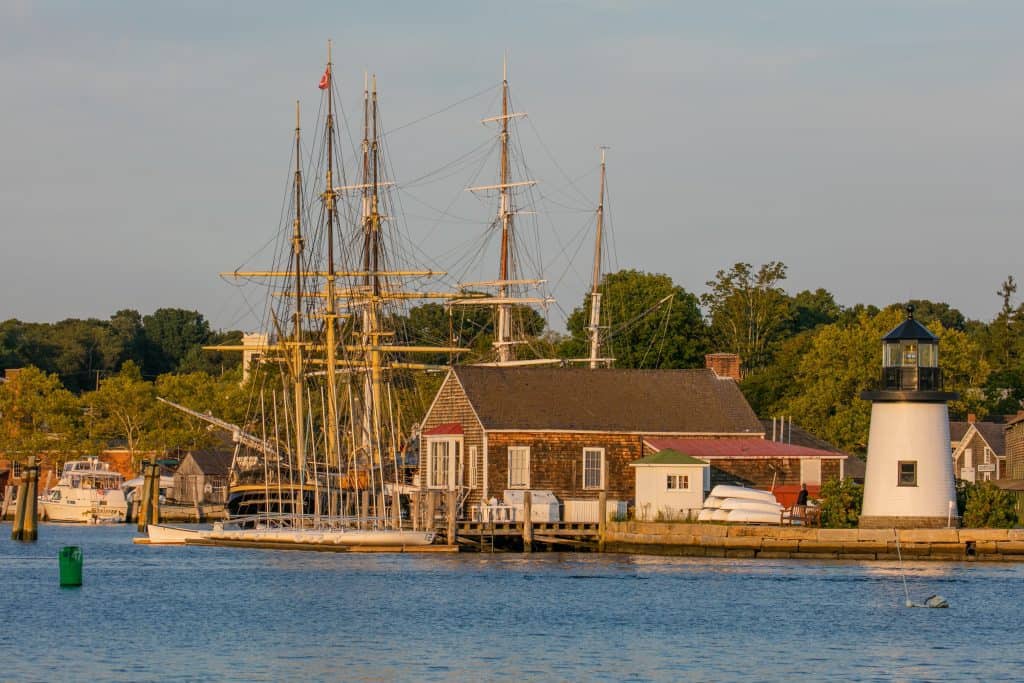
[3,524,1023,682]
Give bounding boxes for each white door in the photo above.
[800,459,821,486]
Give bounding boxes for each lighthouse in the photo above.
[859,306,958,528]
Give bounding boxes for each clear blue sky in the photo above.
[2,1,1022,331]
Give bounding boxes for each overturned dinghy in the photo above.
[699,485,783,524]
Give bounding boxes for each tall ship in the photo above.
[149,47,612,548]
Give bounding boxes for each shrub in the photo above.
[818,477,863,528]
[961,481,1017,528]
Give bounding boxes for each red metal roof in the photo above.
[424,423,464,436]
[644,437,842,459]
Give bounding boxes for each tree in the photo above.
[739,331,816,417]
[900,299,968,332]
[563,269,708,368]
[0,366,88,464]
[150,370,248,453]
[86,361,156,467]
[142,308,212,376]
[702,261,791,372]
[959,481,1017,528]
[788,288,841,335]
[928,321,990,419]
[818,477,863,528]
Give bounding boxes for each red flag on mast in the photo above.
[318,67,330,90]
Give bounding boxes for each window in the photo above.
[468,445,478,490]
[666,474,689,490]
[984,447,993,464]
[898,461,917,487]
[508,447,530,489]
[428,440,449,489]
[583,448,605,490]
[964,448,973,468]
[427,438,462,490]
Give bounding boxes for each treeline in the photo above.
[554,265,1023,453]
[0,308,242,392]
[3,266,1022,458]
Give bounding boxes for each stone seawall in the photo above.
[605,521,1024,561]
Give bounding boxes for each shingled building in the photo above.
[417,366,764,521]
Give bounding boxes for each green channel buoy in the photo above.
[59,546,83,587]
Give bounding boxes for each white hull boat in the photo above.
[42,458,127,523]
[708,485,777,504]
[146,524,204,545]
[725,508,783,524]
[718,498,782,512]
[205,526,436,547]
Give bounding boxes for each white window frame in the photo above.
[666,474,691,491]
[508,446,530,489]
[468,445,479,490]
[582,447,605,490]
[427,437,462,490]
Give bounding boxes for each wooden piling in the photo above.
[149,461,161,525]
[522,490,533,552]
[23,458,38,541]
[11,476,28,540]
[1,485,13,521]
[137,460,152,532]
[426,491,438,531]
[597,491,607,553]
[359,491,369,529]
[446,490,457,546]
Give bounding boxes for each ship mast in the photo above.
[588,147,608,369]
[496,57,513,363]
[321,41,341,470]
[459,56,549,365]
[290,100,307,484]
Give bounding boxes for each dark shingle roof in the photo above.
[950,421,1006,455]
[184,450,234,476]
[452,366,762,434]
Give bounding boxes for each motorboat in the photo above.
[42,457,127,523]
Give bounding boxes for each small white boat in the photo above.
[708,485,777,503]
[697,508,716,522]
[42,458,127,523]
[205,526,436,547]
[725,508,783,524]
[146,524,204,545]
[701,496,724,509]
[710,509,731,522]
[718,498,782,512]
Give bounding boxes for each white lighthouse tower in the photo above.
[859,306,958,528]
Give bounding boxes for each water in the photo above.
[3,524,1023,682]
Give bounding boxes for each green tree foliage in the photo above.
[392,302,545,364]
[959,481,1017,528]
[780,308,901,452]
[771,306,990,451]
[149,371,248,453]
[0,366,88,463]
[901,299,968,332]
[86,361,156,466]
[739,331,815,417]
[142,308,212,376]
[818,477,863,528]
[563,269,708,368]
[701,261,791,371]
[788,288,842,335]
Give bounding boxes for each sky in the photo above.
[2,0,1022,332]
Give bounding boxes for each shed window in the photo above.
[508,447,530,489]
[898,461,917,487]
[583,448,605,490]
[666,474,689,490]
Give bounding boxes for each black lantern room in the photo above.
[881,305,940,391]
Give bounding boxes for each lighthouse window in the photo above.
[898,461,918,487]
[901,343,918,366]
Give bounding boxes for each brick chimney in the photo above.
[967,413,976,424]
[705,353,742,381]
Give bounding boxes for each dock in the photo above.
[443,520,600,551]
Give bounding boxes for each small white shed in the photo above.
[630,450,709,521]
